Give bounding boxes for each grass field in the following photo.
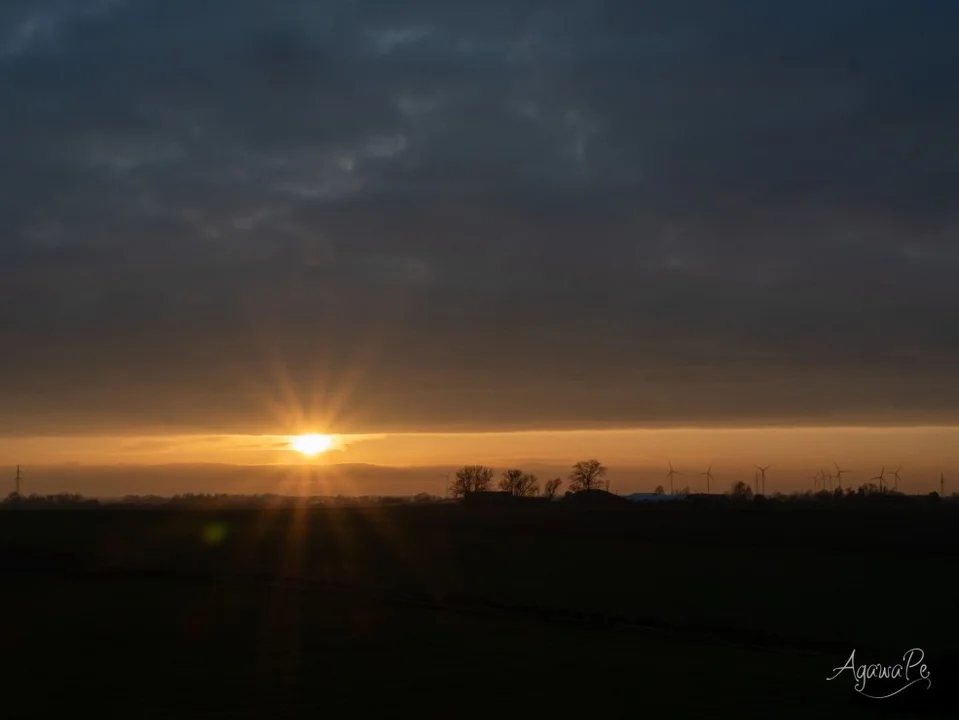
[2,502,957,717]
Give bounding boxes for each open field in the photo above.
[3,502,957,716]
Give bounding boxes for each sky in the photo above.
[2,1,959,494]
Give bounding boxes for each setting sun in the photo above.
[289,434,333,457]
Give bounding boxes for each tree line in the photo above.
[448,459,608,499]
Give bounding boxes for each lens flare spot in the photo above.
[202,522,228,545]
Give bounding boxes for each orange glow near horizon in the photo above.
[1,426,959,471]
[1,426,958,496]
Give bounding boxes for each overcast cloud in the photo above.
[1,0,958,435]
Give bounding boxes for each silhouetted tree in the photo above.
[519,473,538,496]
[678,486,690,497]
[654,485,665,495]
[499,469,539,497]
[450,465,494,498]
[729,481,753,501]
[500,469,522,493]
[568,459,608,492]
[543,477,563,500]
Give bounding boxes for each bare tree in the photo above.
[518,473,538,497]
[499,469,524,494]
[653,485,665,495]
[499,469,539,497]
[450,465,494,498]
[729,481,753,501]
[568,459,608,492]
[543,477,563,500]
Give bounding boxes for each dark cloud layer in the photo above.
[2,0,959,435]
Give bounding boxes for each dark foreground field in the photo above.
[2,502,957,717]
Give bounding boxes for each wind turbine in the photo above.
[890,465,901,492]
[699,465,714,494]
[809,471,821,491]
[755,465,770,495]
[833,462,849,491]
[821,469,834,490]
[665,462,681,495]
[871,467,886,492]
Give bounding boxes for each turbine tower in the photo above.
[15,464,21,496]
[700,465,714,494]
[823,469,834,490]
[810,471,821,491]
[833,462,849,491]
[871,467,886,492]
[941,472,946,497]
[755,465,770,495]
[665,462,681,495]
[891,465,901,492]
